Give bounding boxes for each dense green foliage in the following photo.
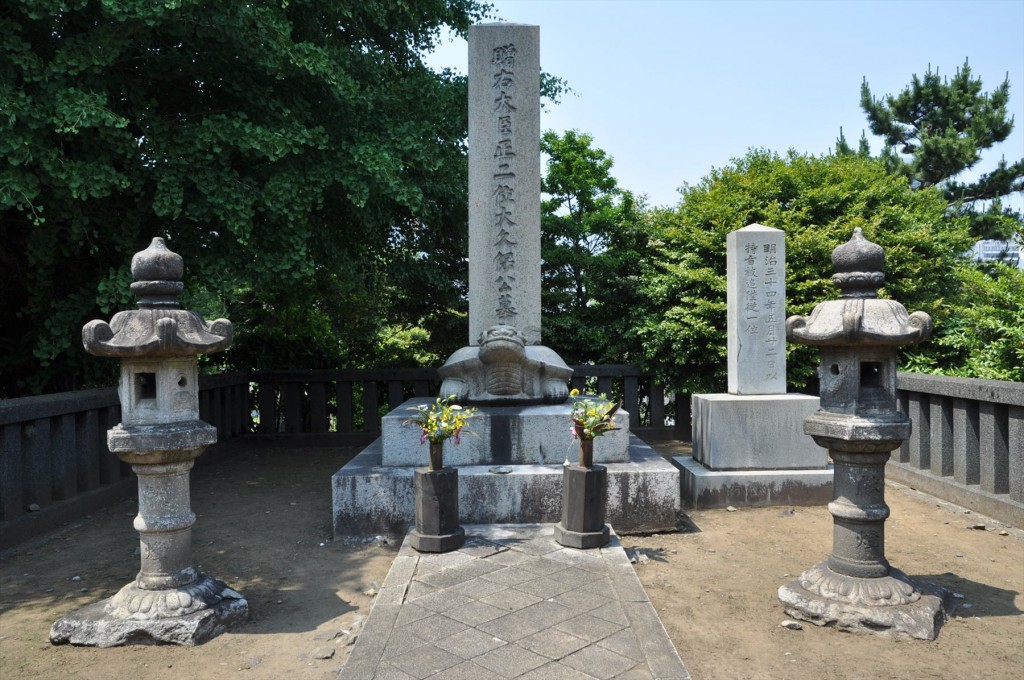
[903,262,1024,382]
[539,130,649,364]
[839,60,1023,240]
[1,0,488,396]
[635,149,978,394]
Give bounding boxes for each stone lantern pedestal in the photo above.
[50,238,247,647]
[777,229,951,640]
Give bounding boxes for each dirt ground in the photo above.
[1,442,1021,680]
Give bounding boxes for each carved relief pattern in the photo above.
[492,44,519,323]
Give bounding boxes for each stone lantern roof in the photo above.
[82,238,233,358]
[786,229,932,347]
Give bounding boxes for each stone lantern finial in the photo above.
[831,227,885,298]
[130,237,185,308]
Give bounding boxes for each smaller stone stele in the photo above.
[438,325,572,405]
[778,228,951,640]
[51,237,246,647]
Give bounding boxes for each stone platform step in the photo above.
[338,524,690,680]
[332,436,680,540]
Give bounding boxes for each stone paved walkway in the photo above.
[338,524,690,680]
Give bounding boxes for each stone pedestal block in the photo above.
[555,464,610,549]
[692,393,827,470]
[410,467,465,553]
[383,399,629,466]
[778,564,952,640]
[333,435,680,539]
[50,576,248,647]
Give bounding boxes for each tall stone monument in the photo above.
[332,22,679,537]
[438,23,572,405]
[678,224,833,508]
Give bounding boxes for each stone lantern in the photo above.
[778,228,950,639]
[50,237,247,647]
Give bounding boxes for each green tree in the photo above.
[0,0,488,396]
[540,130,650,364]
[636,149,976,395]
[840,60,1023,240]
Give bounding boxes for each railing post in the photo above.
[309,382,328,433]
[623,376,640,429]
[907,393,930,470]
[649,382,665,428]
[387,381,405,411]
[929,395,954,477]
[979,402,1009,494]
[362,381,380,434]
[52,413,77,500]
[257,381,276,434]
[23,418,53,509]
[75,410,101,492]
[336,381,353,435]
[283,382,302,433]
[1,424,23,520]
[1010,405,1023,504]
[952,398,980,486]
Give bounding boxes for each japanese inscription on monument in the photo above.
[467,23,542,346]
[727,224,787,394]
[492,43,518,323]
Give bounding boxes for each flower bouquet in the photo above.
[403,395,478,470]
[569,389,621,468]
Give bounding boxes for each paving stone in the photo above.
[388,643,464,679]
[394,603,433,628]
[547,564,607,586]
[405,580,439,601]
[621,601,689,679]
[517,661,600,679]
[473,643,550,678]
[561,644,638,679]
[448,577,508,599]
[578,575,617,597]
[458,538,509,558]
[516,628,589,659]
[372,662,418,679]
[596,627,645,662]
[407,613,469,643]
[410,588,474,614]
[612,665,656,679]
[548,588,607,615]
[444,599,508,627]
[516,555,571,576]
[381,625,428,658]
[543,546,606,569]
[417,567,480,590]
[434,627,507,660]
[512,537,563,556]
[555,612,624,643]
[588,601,631,627]
[478,566,537,587]
[480,587,542,613]
[511,575,577,599]
[434,660,504,679]
[486,549,537,568]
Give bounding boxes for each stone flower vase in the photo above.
[410,439,465,553]
[554,428,610,549]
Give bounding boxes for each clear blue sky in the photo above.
[425,0,1024,209]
